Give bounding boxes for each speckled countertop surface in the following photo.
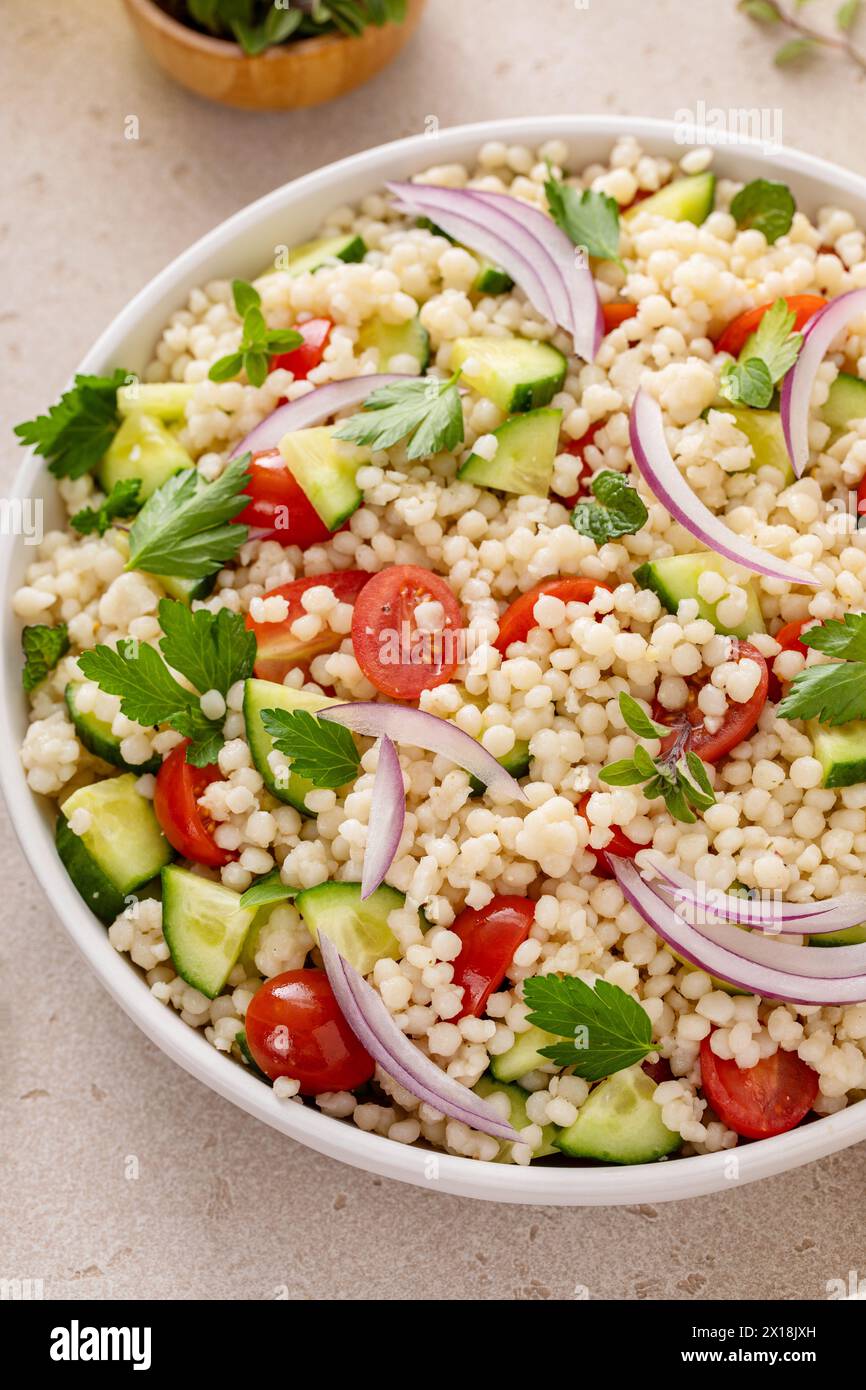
[3,0,866,1301]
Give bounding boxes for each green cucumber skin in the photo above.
[821,372,866,432]
[824,759,866,790]
[473,265,515,295]
[55,814,128,924]
[553,1069,682,1164]
[65,684,160,775]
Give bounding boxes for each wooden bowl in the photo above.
[122,0,427,110]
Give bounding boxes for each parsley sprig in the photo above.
[78,599,256,766]
[71,479,141,537]
[571,470,648,544]
[208,280,302,388]
[600,692,716,824]
[260,707,361,789]
[545,168,623,266]
[14,369,128,479]
[22,623,69,693]
[720,297,803,408]
[126,454,250,580]
[778,612,866,724]
[730,178,796,244]
[333,374,464,460]
[522,975,653,1079]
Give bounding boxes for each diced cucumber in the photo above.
[243,679,343,813]
[268,233,367,277]
[65,682,160,774]
[633,552,765,639]
[295,880,405,975]
[473,261,515,295]
[554,1066,682,1164]
[357,314,430,370]
[623,172,716,226]
[57,775,172,923]
[811,922,866,946]
[821,372,866,432]
[451,337,567,413]
[152,571,218,605]
[98,413,194,502]
[162,864,255,998]
[489,1024,558,1083]
[725,406,795,485]
[458,407,562,496]
[473,1074,558,1160]
[809,718,866,789]
[278,426,365,530]
[236,1028,268,1079]
[116,383,194,423]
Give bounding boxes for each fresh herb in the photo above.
[126,454,250,580]
[177,0,407,55]
[239,870,297,909]
[545,171,623,266]
[730,178,796,244]
[22,623,69,693]
[778,612,866,724]
[78,599,256,766]
[260,707,361,789]
[333,374,464,460]
[720,297,803,407]
[208,280,302,388]
[738,0,866,75]
[71,479,141,537]
[522,975,653,1080]
[14,369,128,479]
[571,470,649,544]
[600,692,716,824]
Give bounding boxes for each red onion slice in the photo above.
[228,374,414,459]
[781,288,866,477]
[630,388,818,587]
[361,735,405,900]
[644,853,866,933]
[319,702,525,803]
[610,856,866,1004]
[318,931,522,1144]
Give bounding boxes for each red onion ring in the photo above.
[361,735,405,900]
[780,288,866,477]
[644,853,866,933]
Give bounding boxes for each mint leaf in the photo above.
[571,470,648,544]
[126,455,250,580]
[333,374,464,460]
[14,369,128,479]
[545,175,623,265]
[232,279,260,317]
[522,975,653,1080]
[209,280,302,387]
[618,691,669,739]
[22,623,69,693]
[774,36,817,65]
[260,707,360,789]
[71,478,141,537]
[239,870,297,909]
[731,179,796,243]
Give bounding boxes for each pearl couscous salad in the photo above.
[15,135,866,1167]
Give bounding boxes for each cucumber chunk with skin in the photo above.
[472,261,515,295]
[98,412,194,501]
[623,172,716,225]
[451,337,567,413]
[821,372,866,433]
[152,571,218,605]
[58,775,173,922]
[724,406,794,485]
[458,407,562,496]
[116,383,194,423]
[357,315,430,370]
[296,881,405,975]
[554,1066,682,1164]
[809,718,866,789]
[278,426,366,530]
[162,865,256,998]
[474,1075,558,1159]
[634,552,765,639]
[243,679,345,814]
[265,233,367,278]
[65,682,160,774]
[489,1024,558,1083]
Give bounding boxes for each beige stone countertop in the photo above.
[4,0,866,1301]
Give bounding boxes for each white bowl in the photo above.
[4,115,866,1205]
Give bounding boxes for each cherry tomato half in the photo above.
[153,741,233,868]
[577,790,642,879]
[350,564,464,700]
[237,448,333,549]
[245,969,374,1093]
[699,1033,818,1139]
[715,294,828,358]
[450,896,536,1018]
[246,569,372,684]
[494,577,612,655]
[556,421,605,507]
[602,302,638,333]
[767,619,812,703]
[269,317,333,380]
[653,641,769,764]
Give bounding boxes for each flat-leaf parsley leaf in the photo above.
[522,975,653,1080]
[260,707,361,789]
[333,374,464,460]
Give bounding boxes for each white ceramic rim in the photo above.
[4,115,866,1206]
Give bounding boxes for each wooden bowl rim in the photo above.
[125,0,409,61]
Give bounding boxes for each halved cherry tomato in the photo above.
[699,1032,818,1139]
[153,741,233,868]
[246,569,372,683]
[269,317,333,379]
[237,448,333,548]
[602,302,638,332]
[653,640,769,763]
[450,897,536,1018]
[556,421,605,506]
[577,790,641,879]
[767,618,811,703]
[857,471,866,518]
[351,564,464,700]
[715,294,827,358]
[245,969,374,1093]
[494,577,612,655]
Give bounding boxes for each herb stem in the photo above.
[743,0,866,73]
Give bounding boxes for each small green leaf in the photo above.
[239,870,297,909]
[739,0,781,19]
[523,975,653,1081]
[774,36,817,64]
[261,707,361,789]
[571,470,649,545]
[232,279,261,317]
[730,179,796,243]
[545,177,623,265]
[837,0,861,29]
[208,352,245,383]
[618,691,669,739]
[599,759,647,786]
[720,357,774,408]
[22,623,69,693]
[243,350,270,388]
